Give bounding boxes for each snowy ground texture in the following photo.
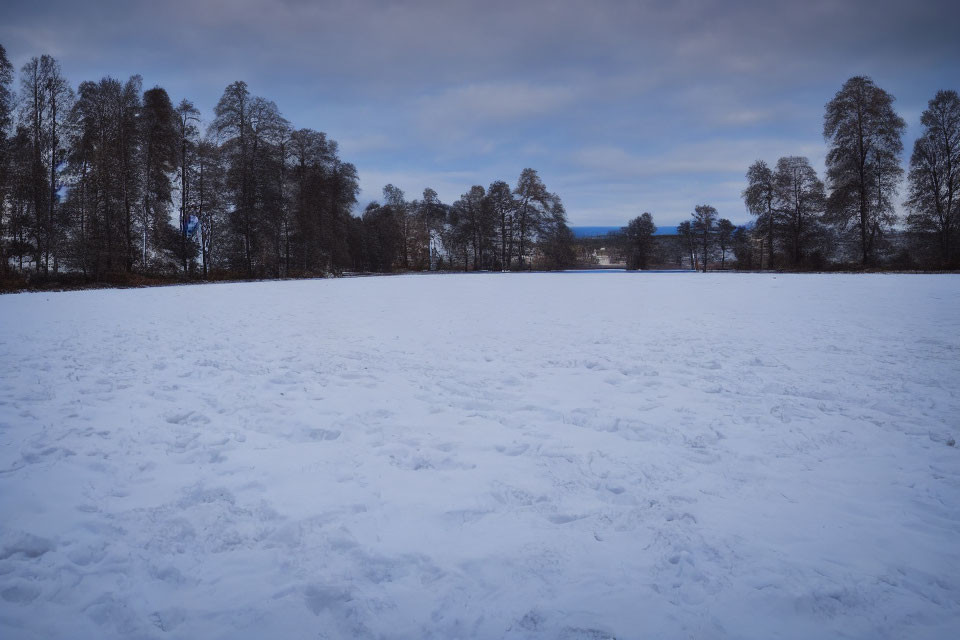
[1,273,959,639]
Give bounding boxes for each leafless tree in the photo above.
[906,90,960,267]
[774,156,826,268]
[824,76,905,266]
[742,160,776,269]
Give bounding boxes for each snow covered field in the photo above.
[1,273,958,639]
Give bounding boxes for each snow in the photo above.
[1,272,958,639]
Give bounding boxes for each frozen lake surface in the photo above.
[1,273,958,639]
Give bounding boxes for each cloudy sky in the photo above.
[2,0,958,225]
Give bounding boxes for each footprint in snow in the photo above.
[308,428,341,441]
[495,443,529,456]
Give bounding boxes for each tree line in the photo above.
[0,45,574,285]
[571,76,959,273]
[353,168,573,273]
[593,209,736,272]
[592,76,957,272]
[612,77,959,272]
[737,76,958,270]
[2,47,956,283]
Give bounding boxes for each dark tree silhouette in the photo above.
[622,212,657,270]
[691,204,718,272]
[742,160,776,270]
[774,156,826,268]
[906,90,960,268]
[824,76,905,266]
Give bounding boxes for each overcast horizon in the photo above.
[2,0,958,226]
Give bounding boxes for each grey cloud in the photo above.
[571,139,825,179]
[1,0,957,226]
